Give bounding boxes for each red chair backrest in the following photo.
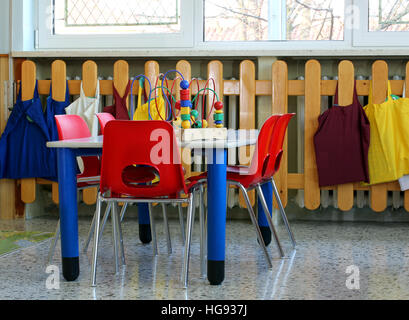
[247,114,282,179]
[264,113,295,179]
[100,120,187,198]
[55,114,100,177]
[96,112,116,135]
[55,114,92,140]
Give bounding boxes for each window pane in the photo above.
[54,0,180,35]
[369,0,409,32]
[286,0,344,40]
[204,0,344,41]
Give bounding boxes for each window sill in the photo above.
[11,48,409,58]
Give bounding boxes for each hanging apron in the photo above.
[104,81,131,120]
[65,81,100,137]
[0,81,53,179]
[45,84,71,181]
[314,81,370,187]
[133,79,166,121]
[364,81,409,185]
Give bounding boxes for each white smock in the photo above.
[65,81,100,137]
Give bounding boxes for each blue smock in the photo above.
[0,82,52,179]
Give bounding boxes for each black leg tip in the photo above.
[139,224,152,244]
[259,226,272,247]
[208,260,225,285]
[62,257,79,281]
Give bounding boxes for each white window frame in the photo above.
[353,0,409,47]
[31,0,409,53]
[37,0,194,49]
[195,0,352,51]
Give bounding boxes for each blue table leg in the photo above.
[207,148,227,285]
[257,181,273,246]
[57,148,80,281]
[137,203,152,244]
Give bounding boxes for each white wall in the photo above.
[12,0,35,52]
[0,0,10,54]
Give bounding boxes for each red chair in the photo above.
[88,113,185,255]
[186,114,285,270]
[96,112,115,135]
[90,120,201,287]
[257,113,296,249]
[48,115,156,263]
[81,114,158,253]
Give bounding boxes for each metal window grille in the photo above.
[62,0,179,27]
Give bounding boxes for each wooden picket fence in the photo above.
[1,58,409,219]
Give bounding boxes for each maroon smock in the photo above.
[313,82,370,187]
[104,81,131,120]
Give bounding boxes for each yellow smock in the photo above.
[364,81,409,185]
[133,83,166,121]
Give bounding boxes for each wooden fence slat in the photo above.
[239,60,256,207]
[402,62,409,210]
[50,60,67,204]
[304,60,321,210]
[207,60,224,128]
[271,60,288,208]
[113,60,129,110]
[176,60,192,178]
[337,60,355,211]
[370,60,388,212]
[0,55,16,219]
[20,61,37,204]
[82,60,98,205]
[145,60,159,98]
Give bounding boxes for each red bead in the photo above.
[175,100,181,110]
[214,101,223,110]
[180,89,190,100]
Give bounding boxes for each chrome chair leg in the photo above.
[120,203,128,222]
[83,202,112,253]
[271,178,296,248]
[148,203,158,255]
[161,203,172,254]
[199,185,206,278]
[114,202,126,266]
[235,182,273,268]
[91,194,102,287]
[112,201,120,274]
[256,184,285,258]
[182,193,195,288]
[83,212,96,253]
[47,220,60,265]
[178,204,185,245]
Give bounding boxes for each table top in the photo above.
[47,129,258,149]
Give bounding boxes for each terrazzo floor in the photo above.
[1,215,409,300]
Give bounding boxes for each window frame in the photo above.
[33,0,409,52]
[37,0,194,49]
[195,0,352,51]
[352,0,409,47]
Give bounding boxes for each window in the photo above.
[33,0,409,51]
[204,0,345,42]
[353,0,409,46]
[37,0,193,48]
